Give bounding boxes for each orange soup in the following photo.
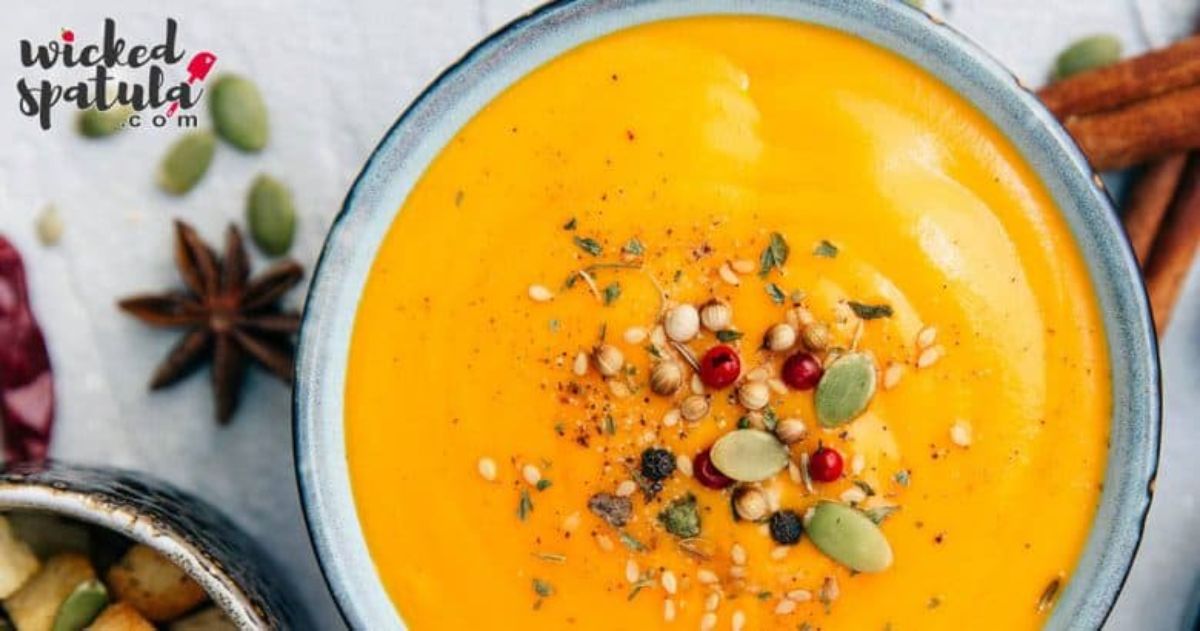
[345,17,1109,630]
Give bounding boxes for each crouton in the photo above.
[105,545,206,622]
[3,554,95,631]
[87,602,155,631]
[168,607,236,631]
[0,516,40,599]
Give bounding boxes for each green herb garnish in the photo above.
[864,505,901,524]
[761,406,779,431]
[603,415,616,435]
[618,530,647,552]
[658,493,701,538]
[765,283,786,305]
[848,301,893,319]
[853,479,877,497]
[759,232,790,277]
[894,469,911,487]
[536,479,553,492]
[563,217,577,230]
[518,489,534,521]
[602,283,621,305]
[533,578,555,598]
[814,240,839,258]
[573,235,603,256]
[716,329,743,342]
[622,238,644,256]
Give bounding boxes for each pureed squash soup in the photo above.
[345,16,1109,630]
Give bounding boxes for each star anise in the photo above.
[118,220,303,423]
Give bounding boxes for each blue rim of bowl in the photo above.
[294,1,1162,629]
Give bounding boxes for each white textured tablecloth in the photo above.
[0,1,1197,628]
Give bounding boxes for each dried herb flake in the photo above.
[573,236,603,256]
[814,240,839,258]
[759,232,790,277]
[716,329,743,342]
[765,282,787,305]
[848,301,893,320]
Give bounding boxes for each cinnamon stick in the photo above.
[1123,154,1189,263]
[1039,35,1200,118]
[1143,154,1200,334]
[1064,84,1200,170]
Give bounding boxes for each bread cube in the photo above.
[87,602,155,631]
[105,545,206,622]
[168,607,237,631]
[0,516,40,599]
[3,554,95,631]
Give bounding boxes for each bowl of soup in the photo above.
[295,1,1160,628]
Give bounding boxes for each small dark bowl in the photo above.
[0,461,309,629]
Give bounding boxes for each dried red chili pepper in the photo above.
[0,237,54,462]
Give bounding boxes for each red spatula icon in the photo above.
[166,51,217,117]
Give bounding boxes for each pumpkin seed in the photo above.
[1054,35,1121,80]
[709,429,790,482]
[52,579,108,631]
[210,74,268,151]
[247,174,297,256]
[803,501,893,573]
[815,352,876,427]
[157,131,216,195]
[77,105,132,138]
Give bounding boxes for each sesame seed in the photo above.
[595,534,614,551]
[730,543,747,565]
[851,453,866,475]
[786,589,813,602]
[729,565,746,578]
[677,454,694,477]
[705,590,721,611]
[663,409,682,427]
[624,327,648,344]
[477,457,497,481]
[950,420,973,447]
[573,352,589,376]
[917,345,944,368]
[626,559,640,583]
[840,487,867,504]
[698,569,719,585]
[788,461,802,485]
[771,546,789,560]
[650,325,667,347]
[767,378,788,395]
[917,325,938,349]
[731,259,756,274]
[522,464,542,486]
[562,511,581,532]
[615,480,638,497]
[700,612,718,631]
[664,599,676,622]
[691,373,706,395]
[732,610,746,631]
[718,262,741,286]
[883,362,903,389]
[661,570,678,594]
[774,599,797,615]
[528,284,554,302]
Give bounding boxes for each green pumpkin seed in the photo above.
[1054,35,1122,80]
[815,351,876,427]
[157,131,216,195]
[210,74,268,151]
[247,174,297,256]
[77,105,133,138]
[52,579,108,631]
[804,501,893,573]
[709,429,790,482]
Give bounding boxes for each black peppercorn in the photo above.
[640,448,676,481]
[769,509,803,545]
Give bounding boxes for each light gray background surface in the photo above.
[0,1,1196,629]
